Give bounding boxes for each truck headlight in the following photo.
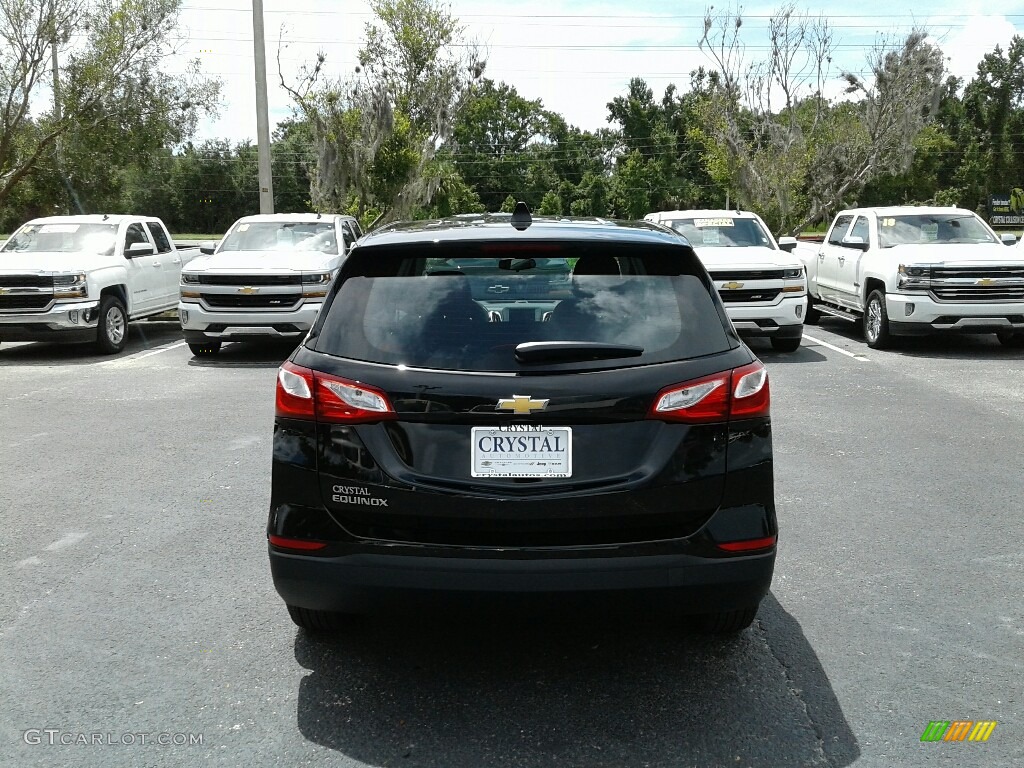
[301,272,332,298]
[181,272,201,284]
[782,268,803,279]
[301,272,332,285]
[53,273,88,299]
[897,264,932,290]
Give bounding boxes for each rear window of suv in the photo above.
[312,243,735,372]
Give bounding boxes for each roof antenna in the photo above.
[510,201,532,231]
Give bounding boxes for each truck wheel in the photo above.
[996,330,1024,348]
[863,290,892,349]
[771,336,802,353]
[95,295,128,354]
[805,296,820,324]
[286,604,348,633]
[188,341,221,356]
[694,605,759,634]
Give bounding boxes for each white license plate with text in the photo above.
[471,426,572,478]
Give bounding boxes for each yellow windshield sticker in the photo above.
[881,218,896,227]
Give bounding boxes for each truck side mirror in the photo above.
[1000,233,1017,245]
[842,236,869,252]
[777,236,798,252]
[199,241,218,255]
[125,241,155,257]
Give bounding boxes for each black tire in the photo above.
[804,296,821,324]
[188,341,221,356]
[95,295,128,354]
[771,335,802,353]
[996,330,1024,348]
[863,289,892,349]
[694,605,759,634]
[286,604,347,633]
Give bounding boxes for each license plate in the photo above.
[471,426,572,478]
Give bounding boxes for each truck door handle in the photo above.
[818,253,825,261]
[152,261,162,267]
[837,256,845,265]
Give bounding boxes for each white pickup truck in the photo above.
[644,209,807,352]
[796,206,1024,348]
[178,213,362,356]
[0,215,198,353]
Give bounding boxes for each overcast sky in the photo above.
[176,0,1024,143]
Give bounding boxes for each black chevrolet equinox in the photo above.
[268,206,777,634]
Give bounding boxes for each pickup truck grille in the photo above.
[200,293,301,310]
[0,274,54,288]
[719,288,782,303]
[710,269,786,281]
[931,266,1024,279]
[931,286,1024,302]
[197,274,303,286]
[0,294,54,311]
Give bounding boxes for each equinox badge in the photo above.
[496,395,549,415]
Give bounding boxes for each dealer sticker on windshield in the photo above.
[471,426,572,478]
[693,218,735,228]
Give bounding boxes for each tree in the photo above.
[281,0,484,224]
[698,4,944,233]
[0,0,220,212]
[449,79,547,210]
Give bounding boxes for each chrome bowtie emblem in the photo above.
[496,395,549,415]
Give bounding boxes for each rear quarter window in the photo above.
[311,242,736,372]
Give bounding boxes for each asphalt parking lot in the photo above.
[1,319,1022,767]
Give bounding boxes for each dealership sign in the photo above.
[989,190,1024,225]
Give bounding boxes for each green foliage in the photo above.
[538,190,562,215]
[0,0,220,213]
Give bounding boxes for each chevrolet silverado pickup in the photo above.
[0,215,198,353]
[178,213,362,356]
[796,206,1023,349]
[645,209,806,352]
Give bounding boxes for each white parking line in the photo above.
[802,333,870,361]
[99,340,186,366]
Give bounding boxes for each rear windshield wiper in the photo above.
[514,341,644,364]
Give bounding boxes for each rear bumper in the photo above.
[270,546,776,613]
[0,299,100,342]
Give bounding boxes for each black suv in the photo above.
[268,207,777,633]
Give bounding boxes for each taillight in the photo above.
[314,375,395,424]
[275,361,395,424]
[276,361,315,419]
[729,361,770,419]
[649,361,770,423]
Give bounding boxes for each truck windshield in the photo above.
[664,217,776,249]
[879,214,998,247]
[218,222,338,254]
[1,223,118,255]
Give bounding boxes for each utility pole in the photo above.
[50,0,67,214]
[252,0,275,213]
